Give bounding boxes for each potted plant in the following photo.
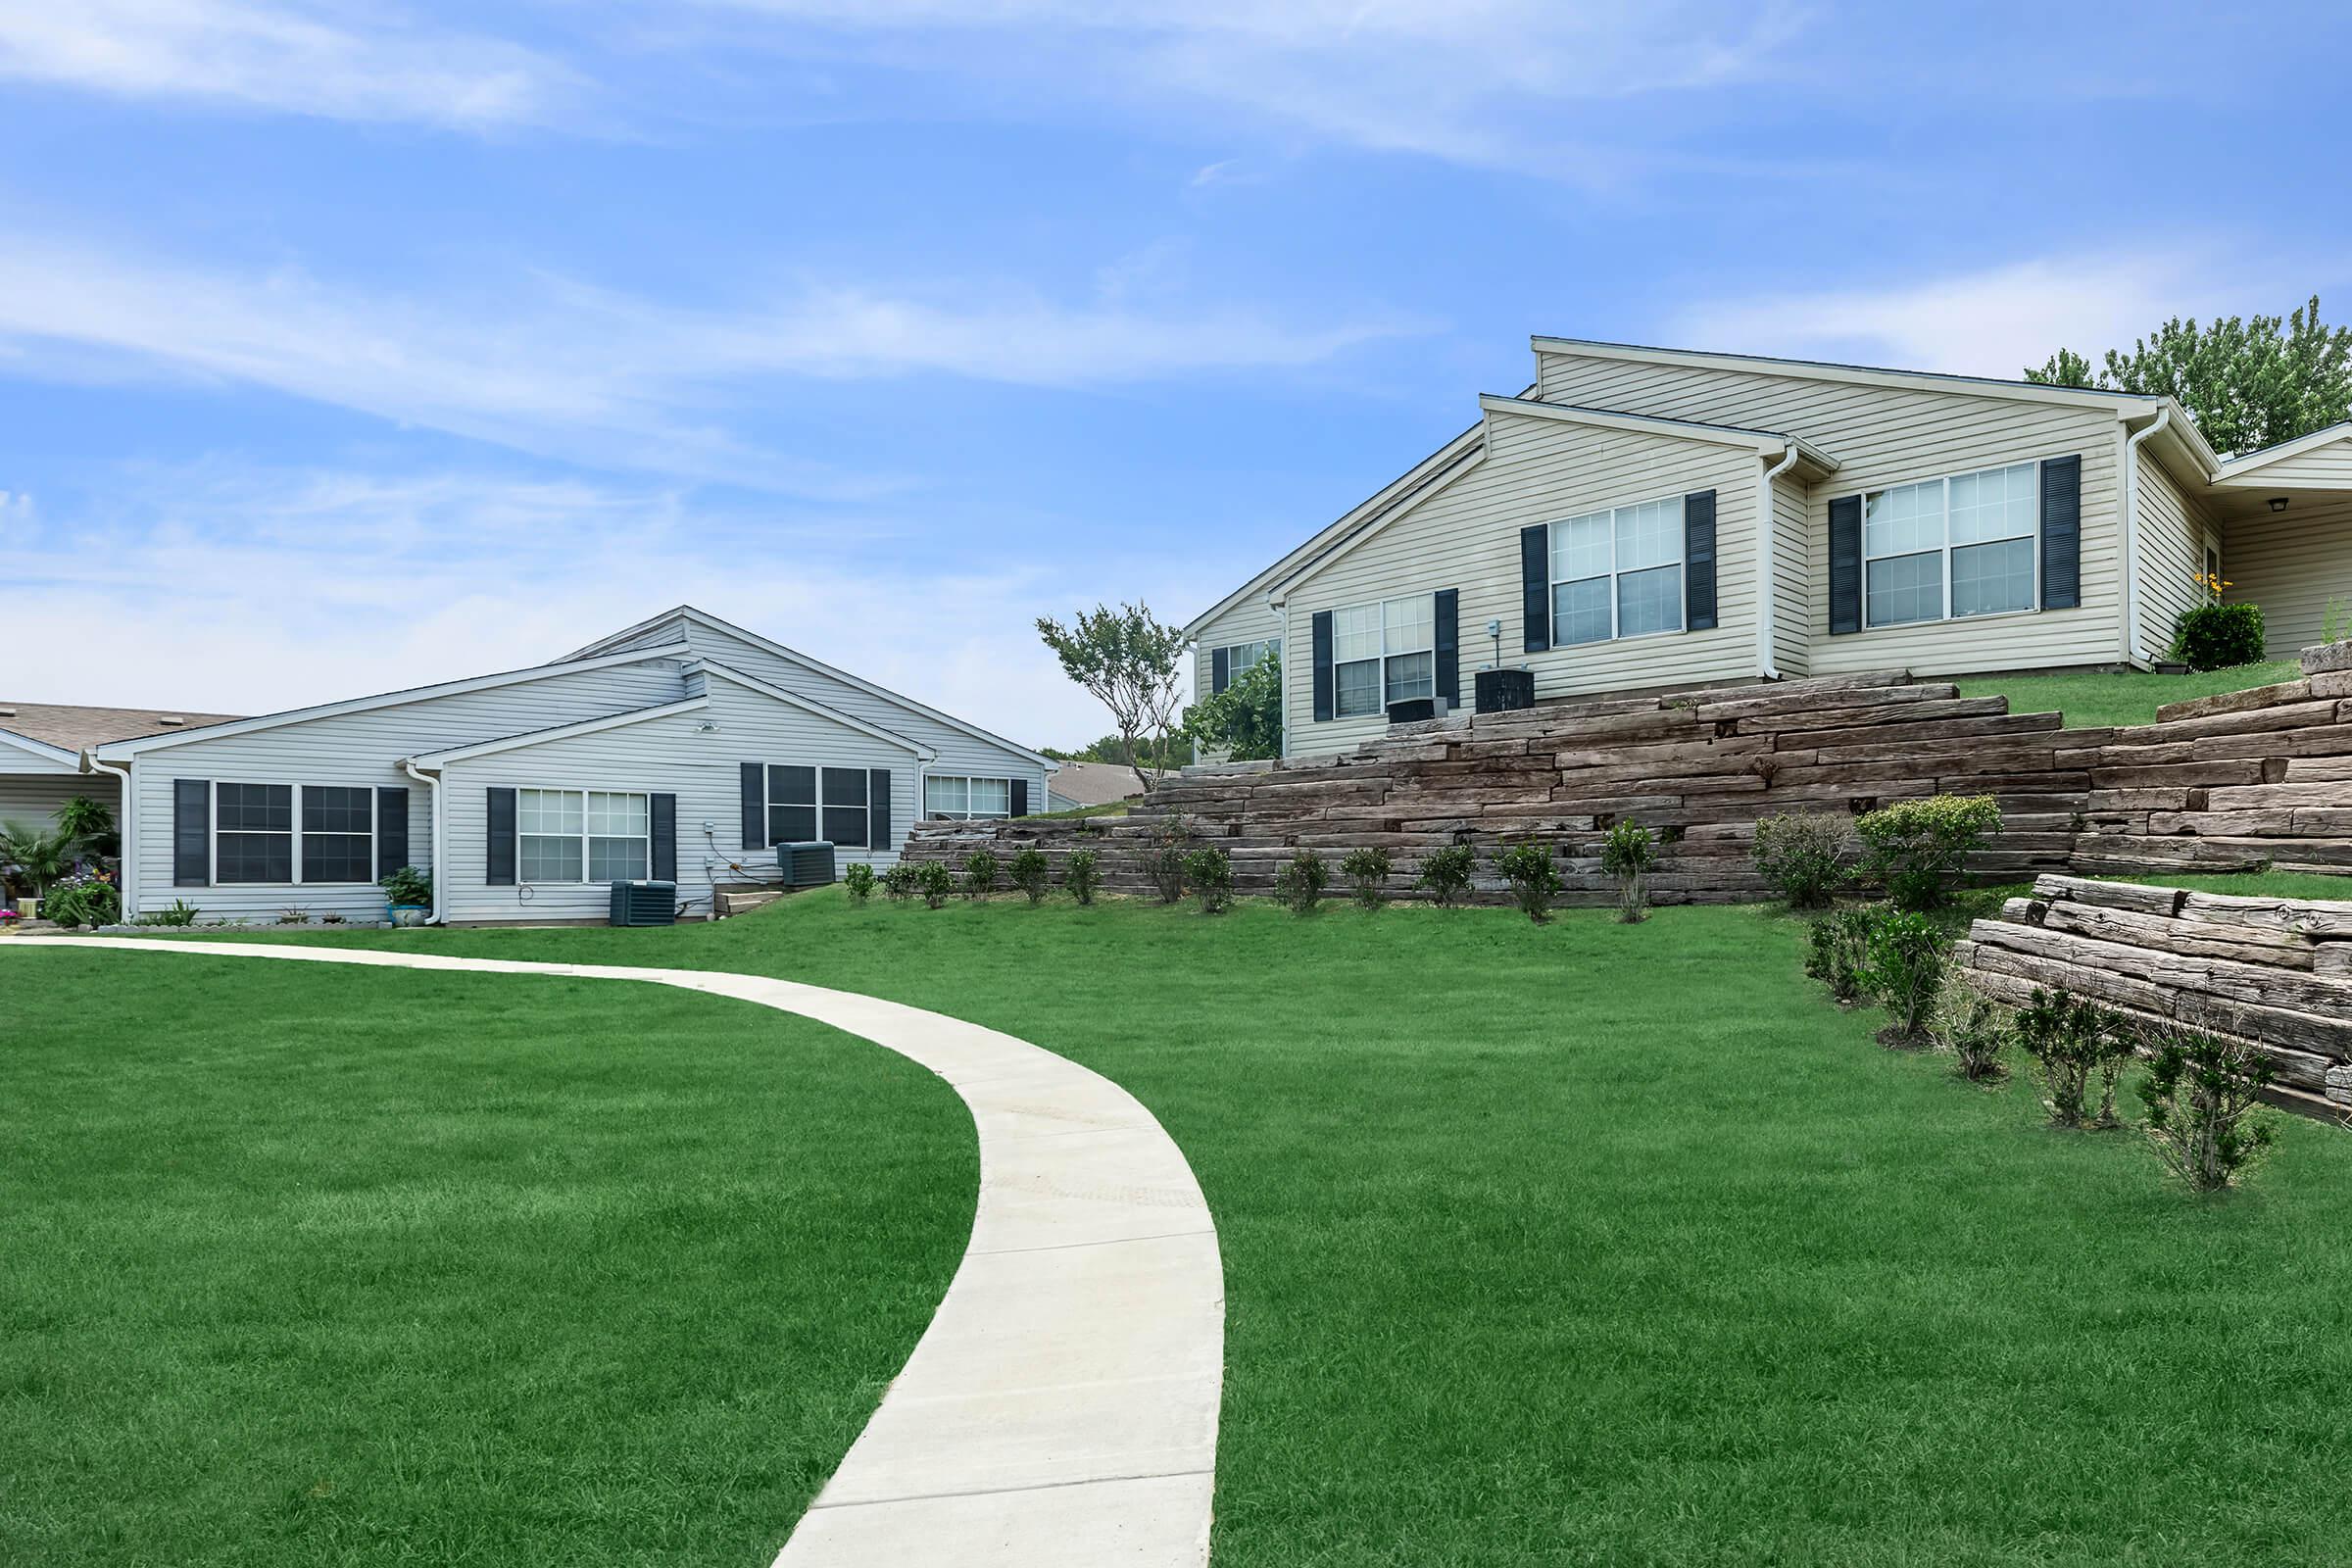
[380,865,433,926]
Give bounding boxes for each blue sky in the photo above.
[4,2,2347,745]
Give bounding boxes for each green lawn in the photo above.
[0,950,973,1568]
[1955,661,2301,728]
[97,889,2352,1566]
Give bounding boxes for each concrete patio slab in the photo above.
[8,936,1224,1567]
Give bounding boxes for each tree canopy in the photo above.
[2025,294,2352,457]
[1034,602,1189,793]
[1183,652,1283,761]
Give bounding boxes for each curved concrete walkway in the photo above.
[11,937,1223,1566]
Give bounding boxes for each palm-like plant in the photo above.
[0,818,77,900]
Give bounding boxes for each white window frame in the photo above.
[1546,493,1687,648]
[1216,638,1280,684]
[1331,594,1434,719]
[210,781,378,887]
[1861,461,2042,630]
[514,786,651,886]
[925,774,1013,821]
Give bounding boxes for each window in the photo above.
[1864,461,2038,628]
[766,764,816,845]
[216,782,292,884]
[821,766,870,848]
[515,788,651,883]
[1332,595,1433,717]
[300,786,374,883]
[1548,494,1685,647]
[1215,638,1279,690]
[925,774,1012,819]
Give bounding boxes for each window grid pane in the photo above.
[768,805,817,842]
[517,788,582,836]
[1613,497,1682,572]
[1951,537,2035,617]
[1333,603,1381,663]
[1383,650,1434,705]
[1867,552,1944,627]
[1948,462,2037,545]
[519,836,583,883]
[1551,576,1611,647]
[1865,479,1943,559]
[1616,564,1683,638]
[218,783,292,833]
[588,838,649,881]
[585,791,647,837]
[823,807,871,848]
[302,786,371,833]
[302,835,372,883]
[1381,595,1432,657]
[969,778,1011,817]
[924,775,968,817]
[1549,513,1611,583]
[218,832,292,884]
[1334,659,1381,716]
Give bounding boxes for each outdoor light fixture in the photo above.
[2269,497,2290,513]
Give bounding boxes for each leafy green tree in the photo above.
[1036,603,1189,793]
[2027,294,2352,455]
[1183,652,1282,761]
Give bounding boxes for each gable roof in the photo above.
[1477,395,1841,472]
[93,642,694,757]
[564,606,1053,768]
[0,725,78,769]
[2212,420,2352,485]
[405,697,710,766]
[689,660,936,759]
[0,700,246,753]
[1528,335,2167,414]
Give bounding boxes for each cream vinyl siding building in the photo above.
[1188,337,2352,761]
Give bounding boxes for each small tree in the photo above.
[1036,602,1189,794]
[1751,812,1852,909]
[1183,846,1233,914]
[2136,1022,2278,1192]
[1008,847,1051,906]
[1865,912,1948,1046]
[1273,847,1328,914]
[1416,845,1475,906]
[1341,846,1393,909]
[1494,841,1561,923]
[914,860,956,908]
[1184,652,1283,761]
[0,818,75,901]
[1064,847,1102,906]
[2013,988,2131,1129]
[1600,820,1656,923]
[1854,796,2001,911]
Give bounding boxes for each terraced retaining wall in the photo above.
[1955,874,2352,1115]
[903,640,2352,906]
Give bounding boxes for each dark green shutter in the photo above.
[1434,588,1459,707]
[1211,646,1230,695]
[1520,524,1550,651]
[172,779,209,886]
[1828,495,1863,635]
[869,768,892,849]
[1311,611,1335,721]
[1010,778,1029,817]
[376,787,409,880]
[739,761,764,851]
[2040,455,2082,610]
[650,793,676,881]
[485,787,515,886]
[1684,489,1718,630]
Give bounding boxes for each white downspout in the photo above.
[1756,442,1801,680]
[2122,407,2171,666]
[83,752,134,921]
[1273,591,1291,760]
[400,758,444,925]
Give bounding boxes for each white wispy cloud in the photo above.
[1671,253,2274,381]
[685,0,1815,180]
[0,234,1417,488]
[2,462,1229,744]
[0,0,587,129]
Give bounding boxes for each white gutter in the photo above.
[1756,442,1802,679]
[400,758,444,925]
[2121,406,2172,665]
[81,752,134,921]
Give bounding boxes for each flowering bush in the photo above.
[43,869,121,928]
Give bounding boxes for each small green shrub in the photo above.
[1865,911,1948,1045]
[1804,908,1877,1004]
[2136,1022,2278,1191]
[1064,848,1102,906]
[1274,848,1329,914]
[842,862,876,901]
[1416,845,1475,906]
[133,898,201,928]
[1855,795,2001,911]
[1494,841,1561,923]
[1751,812,1851,909]
[915,860,955,908]
[42,871,120,928]
[882,862,919,902]
[2170,601,2267,670]
[1182,846,1233,913]
[55,795,119,855]
[277,906,311,925]
[1599,820,1657,923]
[1008,847,1051,905]
[1147,816,1190,904]
[1931,979,2011,1082]
[2013,988,2132,1128]
[1340,846,1393,909]
[379,865,432,906]
[961,848,1000,899]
